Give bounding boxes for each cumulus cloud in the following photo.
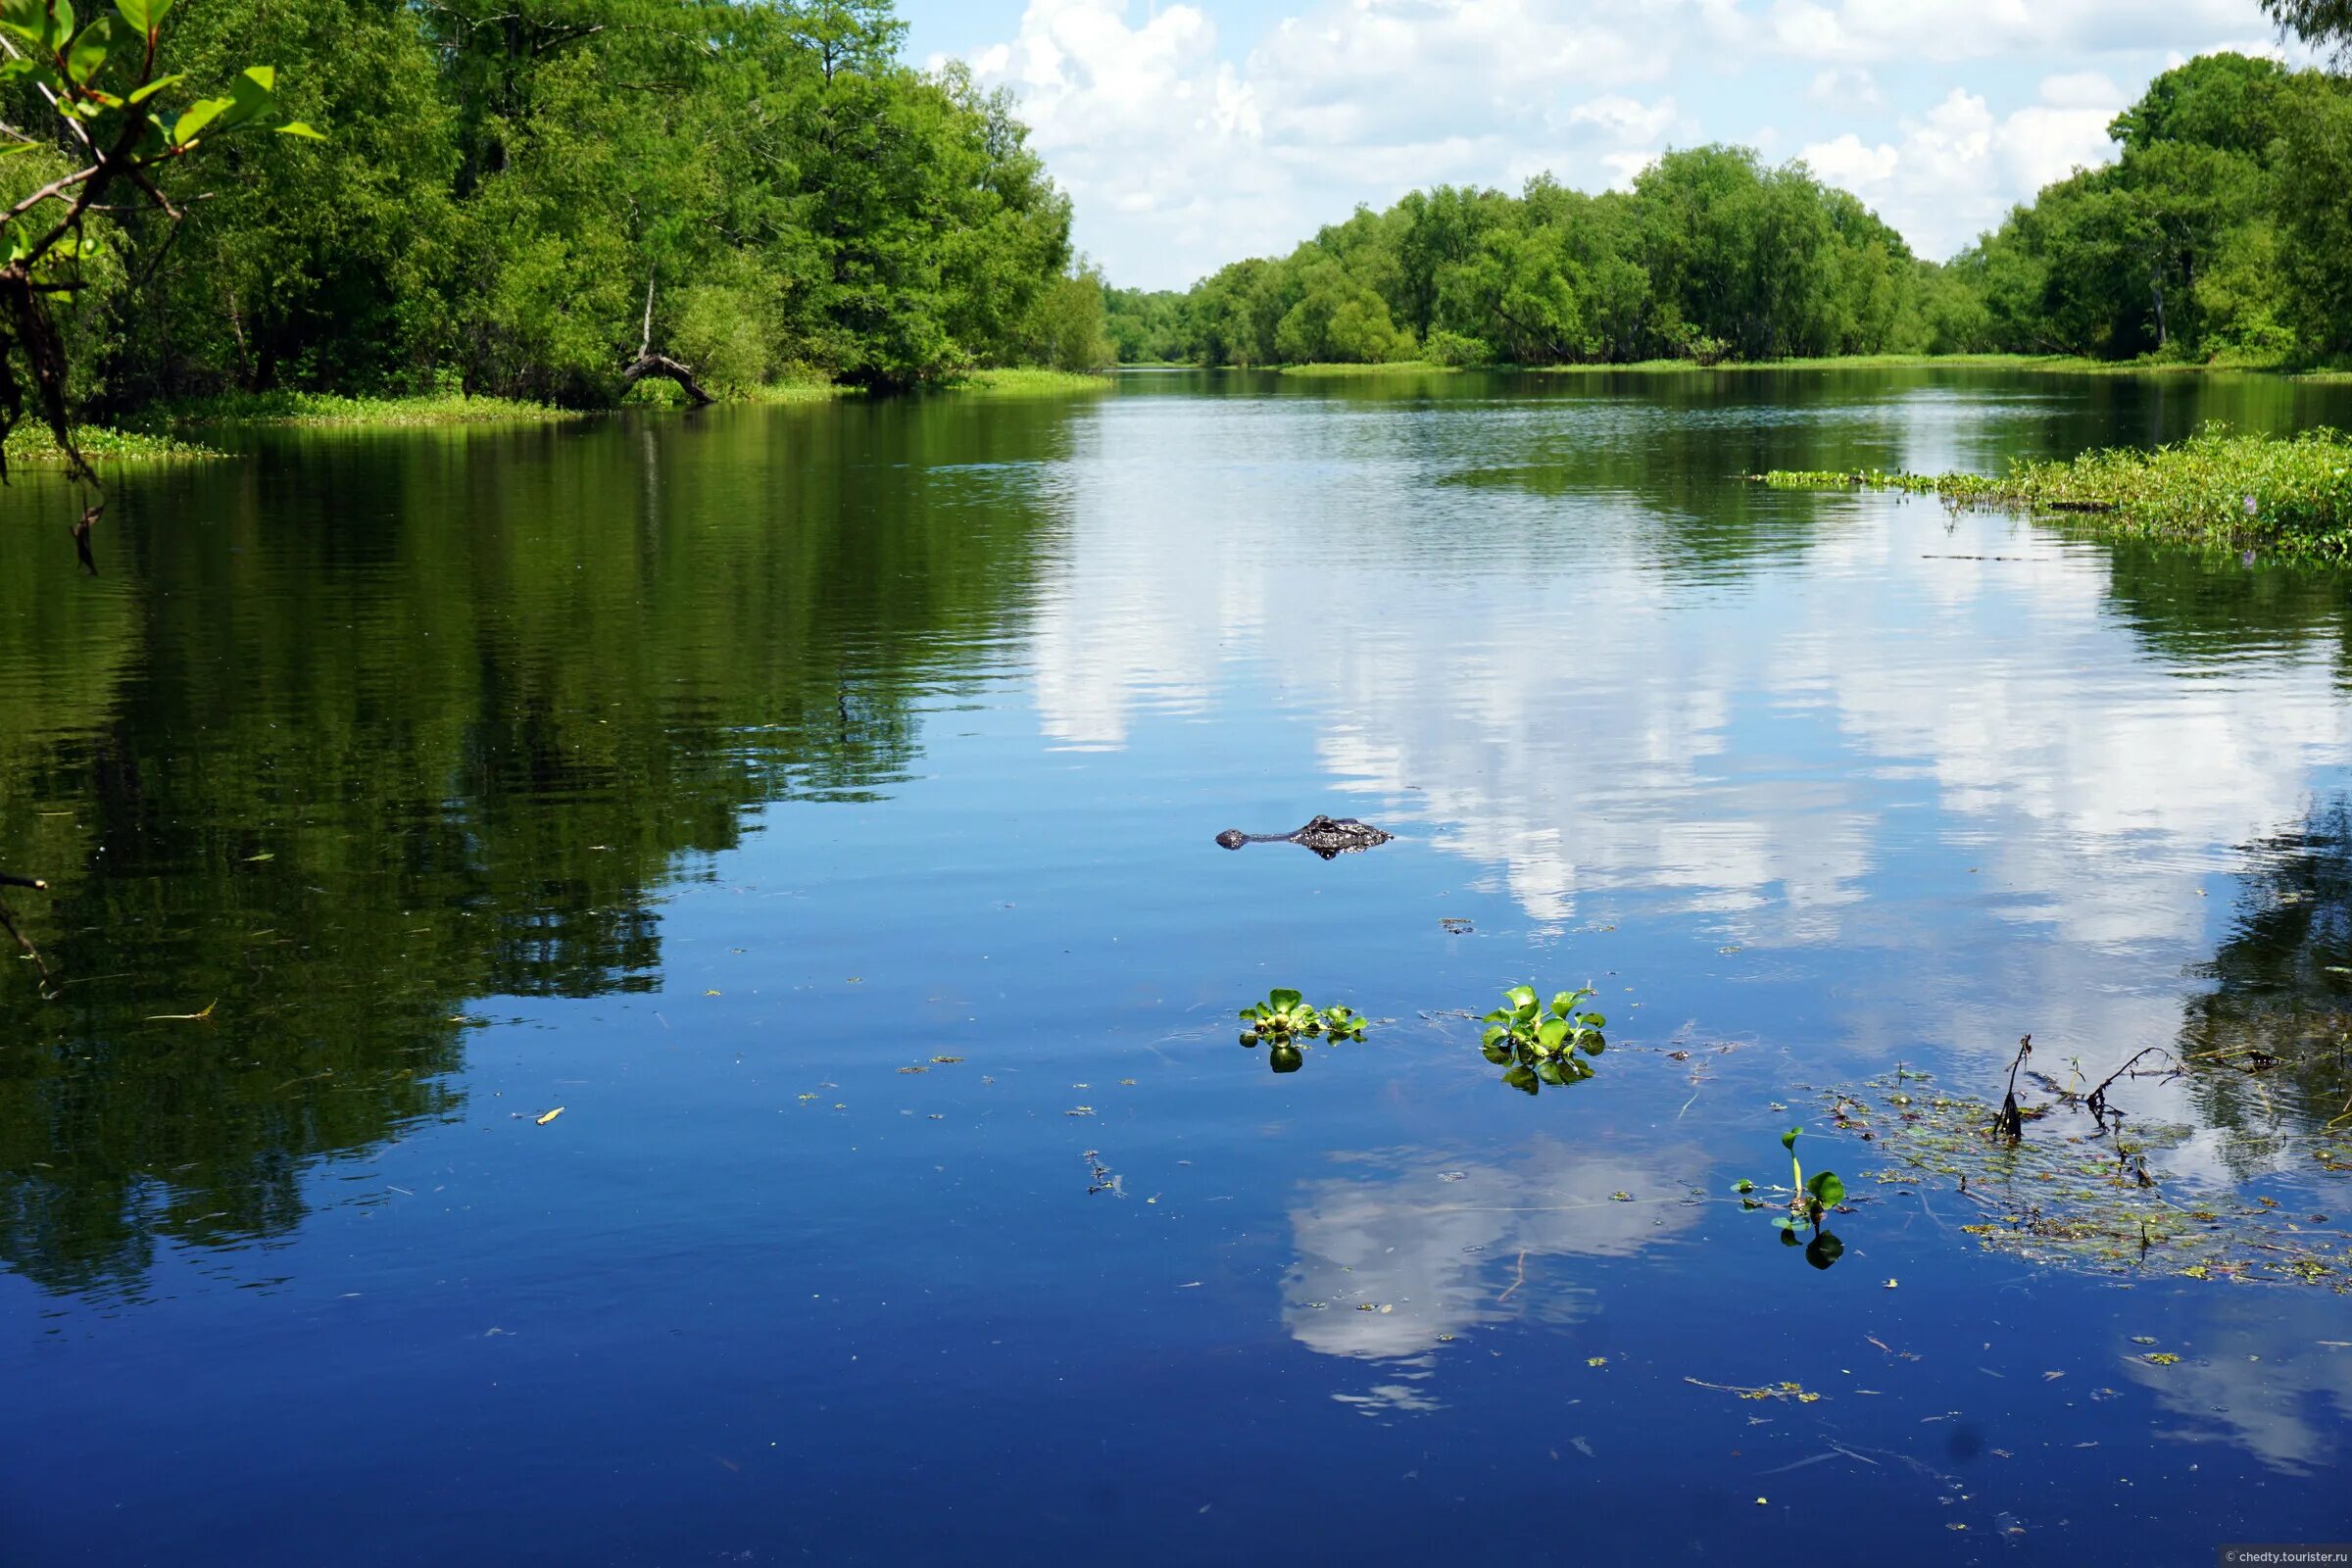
[948,0,2298,284]
[1798,74,2127,258]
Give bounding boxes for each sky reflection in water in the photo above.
[2,368,2350,1563]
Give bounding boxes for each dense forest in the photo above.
[0,0,1111,409]
[5,0,2348,413]
[1107,50,2352,371]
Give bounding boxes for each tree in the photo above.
[0,0,315,564]
[2264,0,2352,56]
[2272,72,2352,356]
[0,0,311,975]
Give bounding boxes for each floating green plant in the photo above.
[1478,985,1606,1096]
[1819,1072,2352,1289]
[1758,426,2352,563]
[1737,1127,1846,1268]
[1238,990,1370,1073]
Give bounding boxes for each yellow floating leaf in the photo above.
[536,1106,564,1126]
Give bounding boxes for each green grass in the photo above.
[3,422,221,464]
[733,378,858,404]
[943,368,1114,396]
[150,390,578,426]
[1534,352,2352,378]
[1278,360,1457,377]
[1763,426,2352,562]
[621,375,858,407]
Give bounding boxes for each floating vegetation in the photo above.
[1820,1072,2352,1289]
[1759,426,2352,562]
[1686,1378,1824,1404]
[1735,1127,1847,1269]
[1238,990,1370,1073]
[1478,985,1607,1096]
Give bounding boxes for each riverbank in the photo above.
[1764,426,2352,562]
[1258,353,2352,379]
[146,391,582,427]
[3,424,222,465]
[942,368,1114,396]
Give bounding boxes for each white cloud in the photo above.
[1799,81,2127,258]
[1766,0,2256,63]
[1806,68,1884,109]
[951,0,2298,284]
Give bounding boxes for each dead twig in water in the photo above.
[0,872,53,992]
[2084,1047,2182,1127]
[1994,1035,2032,1141]
[1495,1248,1529,1303]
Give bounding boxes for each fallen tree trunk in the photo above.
[624,273,714,405]
[621,352,714,405]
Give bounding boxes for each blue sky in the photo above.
[891,0,2309,291]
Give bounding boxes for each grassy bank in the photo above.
[1541,352,2352,377]
[943,368,1113,396]
[1763,427,2352,562]
[3,423,221,464]
[149,390,580,426]
[1279,361,1457,377]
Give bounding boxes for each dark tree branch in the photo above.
[0,875,53,992]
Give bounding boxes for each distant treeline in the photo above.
[2,0,1112,410]
[1107,54,2352,371]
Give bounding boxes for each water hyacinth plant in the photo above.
[1481,985,1607,1095]
[1759,426,2352,563]
[1745,1127,1847,1269]
[1238,990,1370,1073]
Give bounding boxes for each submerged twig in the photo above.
[0,872,52,991]
[2084,1047,2182,1127]
[1994,1035,2032,1141]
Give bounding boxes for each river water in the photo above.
[4,368,2351,1563]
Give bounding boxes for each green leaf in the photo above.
[1503,985,1537,1012]
[1732,1179,1755,1194]
[1580,1011,1605,1029]
[1501,1064,1540,1097]
[275,120,323,140]
[1805,1231,1844,1271]
[1268,988,1302,1012]
[220,65,276,130]
[173,94,231,144]
[126,71,182,103]
[115,0,168,33]
[1537,1018,1570,1051]
[1781,1127,1801,1152]
[1536,1059,1567,1086]
[1578,1034,1605,1055]
[1481,1024,1507,1047]
[0,140,36,157]
[1805,1171,1845,1209]
[66,13,116,81]
[1267,1044,1302,1074]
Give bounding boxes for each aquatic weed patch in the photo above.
[1761,426,2352,562]
[1821,1073,2352,1288]
[3,424,221,464]
[1478,985,1608,1096]
[1238,989,1370,1073]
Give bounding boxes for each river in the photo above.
[4,367,2350,1563]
